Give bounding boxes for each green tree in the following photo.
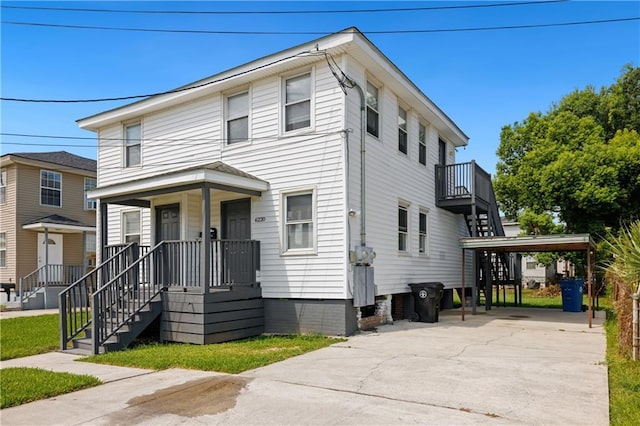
[494,65,640,238]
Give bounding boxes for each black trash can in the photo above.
[409,282,445,323]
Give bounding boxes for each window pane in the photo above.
[398,207,408,232]
[126,145,141,167]
[419,123,426,143]
[366,82,378,110]
[124,211,141,234]
[366,108,379,137]
[398,107,407,131]
[287,194,312,221]
[286,74,310,103]
[398,233,407,252]
[419,144,427,165]
[126,124,141,146]
[419,213,427,234]
[227,92,248,119]
[399,130,407,154]
[125,235,141,245]
[285,101,311,131]
[228,117,249,143]
[287,223,313,249]
[41,188,61,207]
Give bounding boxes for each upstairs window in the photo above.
[398,205,408,252]
[398,106,408,154]
[40,170,61,207]
[419,123,427,165]
[123,211,141,245]
[226,91,249,144]
[366,81,379,137]
[0,168,6,204]
[283,191,315,252]
[84,178,97,210]
[125,123,141,167]
[284,73,311,131]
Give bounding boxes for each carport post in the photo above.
[461,248,465,321]
[588,247,592,328]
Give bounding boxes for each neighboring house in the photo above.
[67,27,505,354]
[0,151,97,308]
[502,218,556,287]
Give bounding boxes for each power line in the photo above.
[0,50,325,103]
[1,1,568,15]
[3,16,637,38]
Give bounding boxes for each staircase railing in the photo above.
[19,264,85,309]
[92,242,163,354]
[59,243,143,350]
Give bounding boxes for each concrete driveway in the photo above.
[1,307,608,425]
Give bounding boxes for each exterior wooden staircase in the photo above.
[436,161,518,309]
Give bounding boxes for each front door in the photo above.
[37,233,63,282]
[156,204,180,285]
[221,199,251,284]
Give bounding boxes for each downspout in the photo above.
[351,82,367,247]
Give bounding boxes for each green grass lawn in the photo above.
[0,367,101,409]
[81,334,346,374]
[452,287,565,309]
[0,314,60,360]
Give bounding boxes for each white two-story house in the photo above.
[67,28,500,354]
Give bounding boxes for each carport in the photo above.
[459,234,597,327]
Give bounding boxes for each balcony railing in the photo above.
[435,161,493,208]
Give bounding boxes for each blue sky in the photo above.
[1,1,638,175]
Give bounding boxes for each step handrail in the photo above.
[59,243,138,350]
[92,241,164,354]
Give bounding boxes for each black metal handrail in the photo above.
[435,161,493,207]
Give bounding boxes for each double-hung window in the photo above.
[284,73,311,132]
[123,211,141,245]
[227,91,249,144]
[40,170,61,207]
[419,123,427,165]
[0,232,6,267]
[125,123,141,167]
[283,191,314,252]
[84,178,97,210]
[398,106,408,154]
[419,210,429,254]
[0,168,6,204]
[398,205,409,252]
[366,81,379,137]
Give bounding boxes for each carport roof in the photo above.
[459,233,595,252]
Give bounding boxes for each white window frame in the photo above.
[398,106,408,154]
[283,70,313,134]
[122,210,141,245]
[398,204,409,253]
[366,80,380,138]
[419,209,430,255]
[40,170,62,207]
[0,232,6,268]
[84,177,97,210]
[124,122,142,168]
[281,188,317,255]
[225,89,250,145]
[0,168,6,205]
[418,122,427,166]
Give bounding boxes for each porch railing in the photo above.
[59,243,146,350]
[19,264,85,309]
[435,161,493,206]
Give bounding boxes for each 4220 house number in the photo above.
[254,217,266,222]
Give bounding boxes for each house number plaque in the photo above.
[254,217,266,222]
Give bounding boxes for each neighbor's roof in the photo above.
[459,234,595,252]
[2,151,96,172]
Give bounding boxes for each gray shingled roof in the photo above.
[23,214,94,228]
[8,151,96,172]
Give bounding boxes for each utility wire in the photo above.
[3,16,637,37]
[1,1,568,15]
[1,50,326,103]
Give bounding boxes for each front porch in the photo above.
[60,162,269,354]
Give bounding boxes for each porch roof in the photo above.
[89,161,269,205]
[458,233,595,252]
[22,214,95,233]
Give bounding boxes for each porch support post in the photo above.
[201,185,211,293]
[461,248,465,321]
[82,231,87,275]
[485,250,492,311]
[44,227,49,308]
[99,201,108,262]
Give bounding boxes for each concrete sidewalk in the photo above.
[1,307,609,425]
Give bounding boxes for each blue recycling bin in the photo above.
[559,279,584,312]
